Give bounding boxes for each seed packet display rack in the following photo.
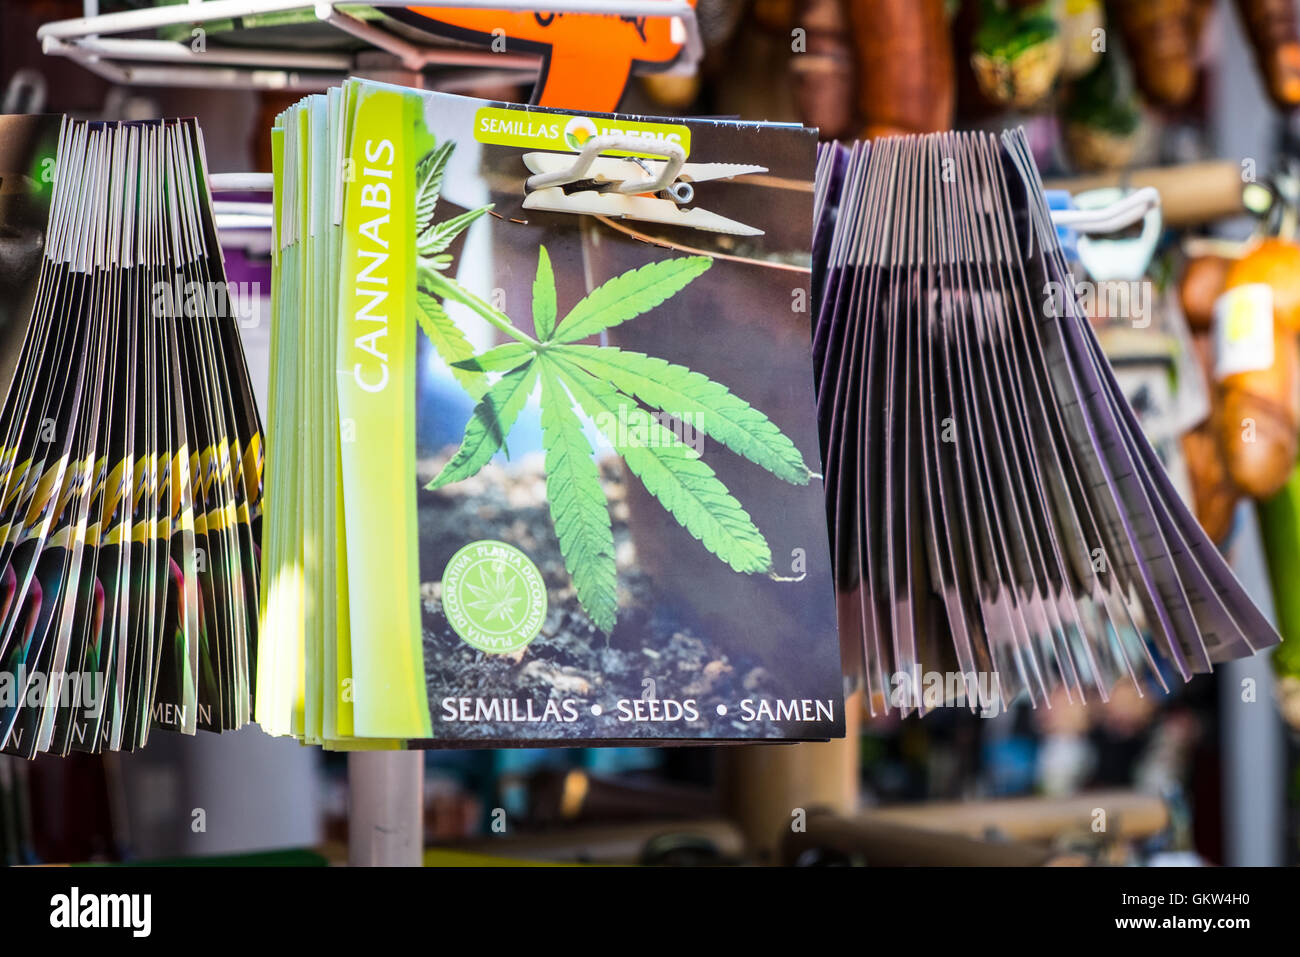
[204,166,1163,864]
[39,3,1168,869]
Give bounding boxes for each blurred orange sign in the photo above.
[399,5,693,112]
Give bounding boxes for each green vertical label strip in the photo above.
[337,86,431,738]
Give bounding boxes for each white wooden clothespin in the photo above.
[522,135,768,236]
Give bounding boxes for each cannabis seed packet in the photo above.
[259,79,846,746]
[0,115,263,756]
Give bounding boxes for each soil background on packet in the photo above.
[417,451,787,740]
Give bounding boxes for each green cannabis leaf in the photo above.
[420,206,490,259]
[416,292,487,399]
[548,352,773,575]
[453,342,534,374]
[532,246,558,341]
[428,361,539,489]
[555,345,811,486]
[538,362,617,632]
[414,145,811,632]
[414,141,453,238]
[553,256,712,343]
[414,139,493,271]
[411,139,499,398]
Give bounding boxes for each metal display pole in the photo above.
[347,751,424,866]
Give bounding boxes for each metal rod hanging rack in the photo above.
[39,0,703,92]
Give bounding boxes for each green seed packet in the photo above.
[262,79,846,746]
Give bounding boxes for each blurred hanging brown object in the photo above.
[952,0,1003,117]
[1106,0,1199,107]
[1180,254,1234,332]
[694,0,747,75]
[847,0,954,138]
[1213,240,1300,499]
[1061,51,1141,171]
[1179,248,1241,546]
[1182,334,1240,544]
[254,91,302,178]
[970,0,1064,108]
[640,73,702,108]
[1184,419,1242,543]
[753,0,796,32]
[792,0,855,139]
[1060,0,1105,79]
[696,0,746,44]
[1234,0,1300,109]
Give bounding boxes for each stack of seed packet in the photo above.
[0,114,264,756]
[258,79,846,748]
[812,131,1280,718]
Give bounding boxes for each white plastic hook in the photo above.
[525,135,687,195]
[1050,186,1161,235]
[1072,186,1163,282]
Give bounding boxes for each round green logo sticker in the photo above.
[563,116,598,151]
[442,540,547,654]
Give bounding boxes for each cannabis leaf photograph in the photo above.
[411,140,494,401]
[412,140,812,634]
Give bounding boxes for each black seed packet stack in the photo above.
[812,130,1279,718]
[0,115,264,755]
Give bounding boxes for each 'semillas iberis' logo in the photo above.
[442,540,547,654]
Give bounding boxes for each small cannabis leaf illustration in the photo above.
[417,218,814,633]
[464,561,524,628]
